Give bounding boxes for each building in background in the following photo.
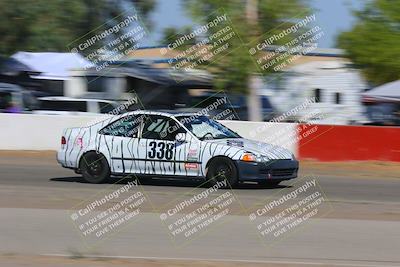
[11,52,93,96]
[0,56,42,93]
[64,46,371,124]
[65,59,213,110]
[261,58,369,124]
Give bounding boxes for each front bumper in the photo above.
[235,159,299,182]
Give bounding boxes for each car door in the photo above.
[138,115,200,177]
[98,114,144,174]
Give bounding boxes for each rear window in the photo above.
[39,100,87,112]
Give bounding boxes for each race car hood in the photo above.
[205,138,293,160]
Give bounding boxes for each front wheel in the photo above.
[207,158,238,188]
[80,152,110,183]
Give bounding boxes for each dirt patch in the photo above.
[300,160,400,179]
[0,150,56,158]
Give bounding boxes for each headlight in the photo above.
[241,152,262,162]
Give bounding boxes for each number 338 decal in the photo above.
[148,141,174,160]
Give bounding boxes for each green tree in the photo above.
[338,0,400,85]
[161,26,196,46]
[0,0,155,55]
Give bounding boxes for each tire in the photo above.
[206,158,238,188]
[80,152,110,183]
[258,180,281,187]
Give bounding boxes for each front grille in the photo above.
[259,167,297,177]
[271,168,296,177]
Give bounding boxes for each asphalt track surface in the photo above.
[0,151,400,267]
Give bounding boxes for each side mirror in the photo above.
[175,133,188,143]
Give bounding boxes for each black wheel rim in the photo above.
[86,154,103,177]
[215,163,233,182]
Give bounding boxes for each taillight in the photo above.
[61,136,66,145]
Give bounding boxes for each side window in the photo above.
[142,115,184,141]
[100,115,143,138]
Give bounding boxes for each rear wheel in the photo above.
[80,152,110,183]
[207,158,238,188]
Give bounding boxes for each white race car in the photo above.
[57,111,298,187]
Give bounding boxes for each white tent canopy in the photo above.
[363,80,400,102]
[11,52,93,80]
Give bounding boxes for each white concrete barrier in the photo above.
[0,113,94,150]
[0,114,298,154]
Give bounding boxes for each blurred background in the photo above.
[0,0,399,126]
[1,2,400,266]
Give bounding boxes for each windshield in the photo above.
[177,115,241,140]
